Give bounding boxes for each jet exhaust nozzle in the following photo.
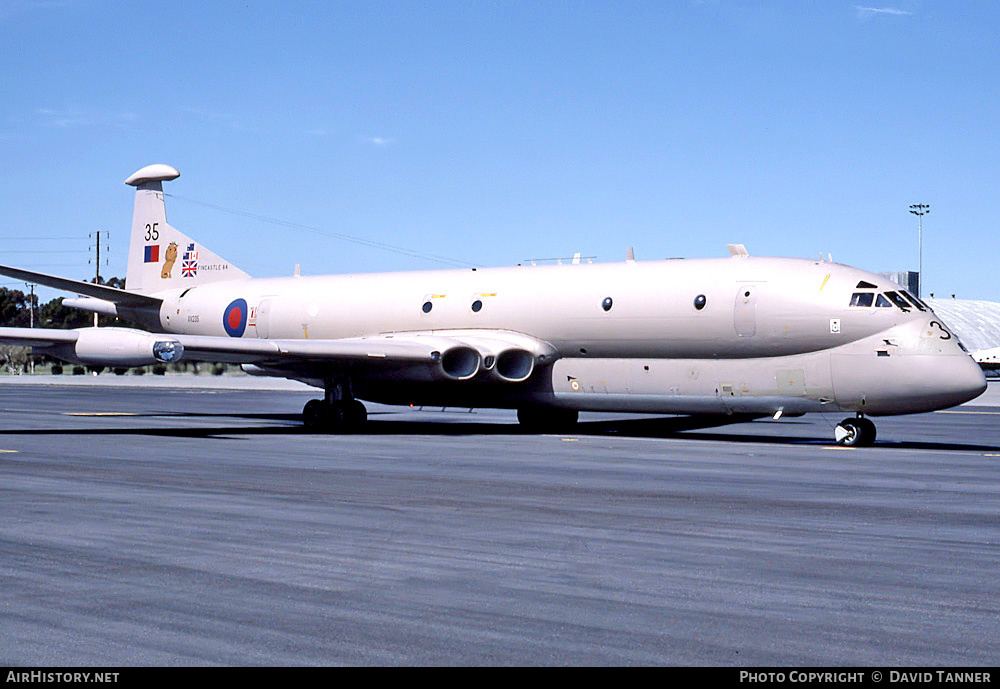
[494,348,535,382]
[439,346,481,380]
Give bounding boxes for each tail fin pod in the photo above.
[124,164,249,294]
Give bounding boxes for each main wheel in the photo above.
[344,400,368,428]
[302,399,346,433]
[517,407,579,432]
[302,399,327,431]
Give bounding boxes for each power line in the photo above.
[0,264,91,269]
[165,193,477,269]
[0,236,87,241]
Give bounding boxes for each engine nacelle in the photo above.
[390,330,557,383]
[443,335,540,382]
[73,327,184,366]
[493,348,535,382]
[434,346,481,380]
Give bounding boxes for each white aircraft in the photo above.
[0,164,987,446]
[972,346,1000,370]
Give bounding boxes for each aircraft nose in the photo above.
[944,355,988,407]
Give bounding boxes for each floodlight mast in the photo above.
[909,203,930,298]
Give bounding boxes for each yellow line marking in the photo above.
[0,449,18,453]
[63,412,138,417]
[819,274,830,291]
[823,446,854,450]
[983,454,1000,457]
[561,438,579,442]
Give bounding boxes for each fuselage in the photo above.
[149,255,986,416]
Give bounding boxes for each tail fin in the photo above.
[124,164,249,294]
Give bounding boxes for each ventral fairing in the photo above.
[0,165,986,445]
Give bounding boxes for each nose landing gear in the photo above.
[835,415,876,447]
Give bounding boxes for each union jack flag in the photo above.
[181,243,198,277]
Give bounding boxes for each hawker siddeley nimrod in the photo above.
[0,164,987,445]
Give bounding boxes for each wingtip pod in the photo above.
[74,327,183,366]
[125,164,180,187]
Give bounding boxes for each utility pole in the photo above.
[909,204,930,298]
[25,282,35,374]
[26,283,34,329]
[89,230,109,327]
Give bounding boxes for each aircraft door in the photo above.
[253,299,272,339]
[734,285,757,337]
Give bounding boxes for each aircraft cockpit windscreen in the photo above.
[884,291,913,312]
[849,290,925,312]
[901,290,928,311]
[849,292,874,307]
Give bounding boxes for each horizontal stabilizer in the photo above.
[0,264,162,308]
[62,297,118,316]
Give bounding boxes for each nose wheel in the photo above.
[835,416,876,447]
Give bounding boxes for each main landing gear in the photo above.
[835,414,876,447]
[517,407,579,432]
[302,376,367,433]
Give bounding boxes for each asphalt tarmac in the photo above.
[1,381,998,666]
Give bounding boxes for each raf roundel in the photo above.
[223,298,248,337]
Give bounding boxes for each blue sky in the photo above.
[1,1,997,302]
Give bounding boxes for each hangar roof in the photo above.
[926,298,1000,353]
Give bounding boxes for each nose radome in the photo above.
[950,355,988,405]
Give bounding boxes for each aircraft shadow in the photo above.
[0,413,997,453]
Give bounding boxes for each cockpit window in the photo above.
[856,280,878,289]
[847,289,920,311]
[900,290,927,311]
[884,291,912,311]
[850,292,874,307]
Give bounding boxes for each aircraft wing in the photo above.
[0,328,80,348]
[173,332,472,366]
[0,327,554,382]
[0,264,162,308]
